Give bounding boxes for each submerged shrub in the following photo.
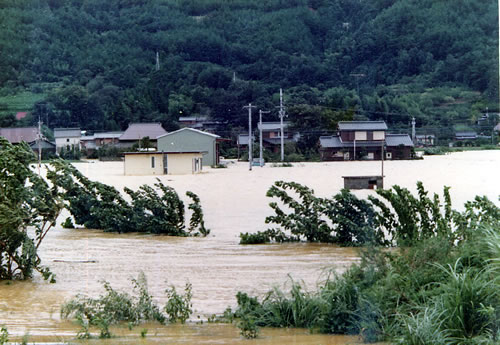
[61,272,193,338]
[164,283,193,324]
[241,181,385,246]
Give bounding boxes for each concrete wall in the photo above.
[157,130,216,166]
[167,153,203,175]
[124,153,164,175]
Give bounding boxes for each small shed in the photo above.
[124,151,204,176]
[343,176,384,190]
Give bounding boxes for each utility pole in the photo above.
[381,140,384,188]
[155,51,160,71]
[259,109,270,167]
[243,103,256,171]
[411,117,416,144]
[37,115,42,176]
[279,88,286,161]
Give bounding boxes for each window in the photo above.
[355,131,367,140]
[373,131,385,140]
[151,156,155,168]
[66,138,70,142]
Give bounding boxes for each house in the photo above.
[81,131,124,152]
[415,134,435,147]
[119,123,167,148]
[455,131,477,141]
[0,127,56,156]
[256,121,299,153]
[54,128,81,153]
[319,121,414,161]
[157,128,222,167]
[123,151,204,175]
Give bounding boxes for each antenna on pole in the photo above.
[155,51,160,71]
[259,109,270,167]
[243,103,256,171]
[278,88,286,161]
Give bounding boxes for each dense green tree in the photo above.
[0,138,62,281]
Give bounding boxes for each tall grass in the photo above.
[233,224,500,342]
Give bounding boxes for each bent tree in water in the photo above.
[47,160,209,236]
[0,138,62,281]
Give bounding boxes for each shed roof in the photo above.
[157,127,219,140]
[338,121,388,131]
[0,127,39,143]
[385,134,414,147]
[54,128,81,138]
[120,123,167,141]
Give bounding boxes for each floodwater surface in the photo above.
[1,150,499,343]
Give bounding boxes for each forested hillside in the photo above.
[0,0,498,140]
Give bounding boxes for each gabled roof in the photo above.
[54,128,81,138]
[0,127,39,143]
[157,127,219,140]
[385,134,414,147]
[257,122,290,131]
[120,123,167,141]
[338,121,388,131]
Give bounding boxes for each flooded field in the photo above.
[1,150,499,343]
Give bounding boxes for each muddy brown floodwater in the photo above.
[0,150,499,344]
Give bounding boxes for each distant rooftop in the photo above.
[338,121,388,131]
[0,127,39,143]
[257,122,290,131]
[120,123,167,141]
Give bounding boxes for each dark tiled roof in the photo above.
[385,134,414,147]
[319,136,343,148]
[120,123,167,140]
[455,131,477,138]
[54,128,81,138]
[0,127,39,143]
[338,121,388,131]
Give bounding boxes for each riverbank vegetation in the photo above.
[240,180,496,247]
[233,184,500,343]
[61,272,193,339]
[47,160,209,236]
[0,138,61,281]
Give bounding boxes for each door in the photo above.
[163,154,168,174]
